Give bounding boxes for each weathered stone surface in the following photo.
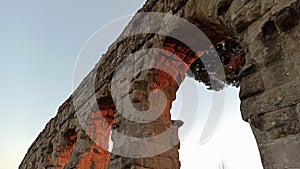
[250,106,300,139]
[239,71,265,100]
[250,132,300,168]
[20,0,300,169]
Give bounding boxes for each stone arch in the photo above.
[138,1,300,168]
[20,0,300,169]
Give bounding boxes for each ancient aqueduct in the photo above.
[20,0,300,168]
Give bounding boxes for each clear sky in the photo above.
[0,0,262,169]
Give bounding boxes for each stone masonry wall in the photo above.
[20,0,300,169]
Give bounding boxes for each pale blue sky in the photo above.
[0,0,145,168]
[0,1,262,168]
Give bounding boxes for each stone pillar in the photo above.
[239,4,300,168]
[108,41,194,168]
[108,68,182,169]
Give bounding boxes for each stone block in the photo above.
[250,106,300,139]
[239,71,265,99]
[241,81,300,120]
[257,134,300,169]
